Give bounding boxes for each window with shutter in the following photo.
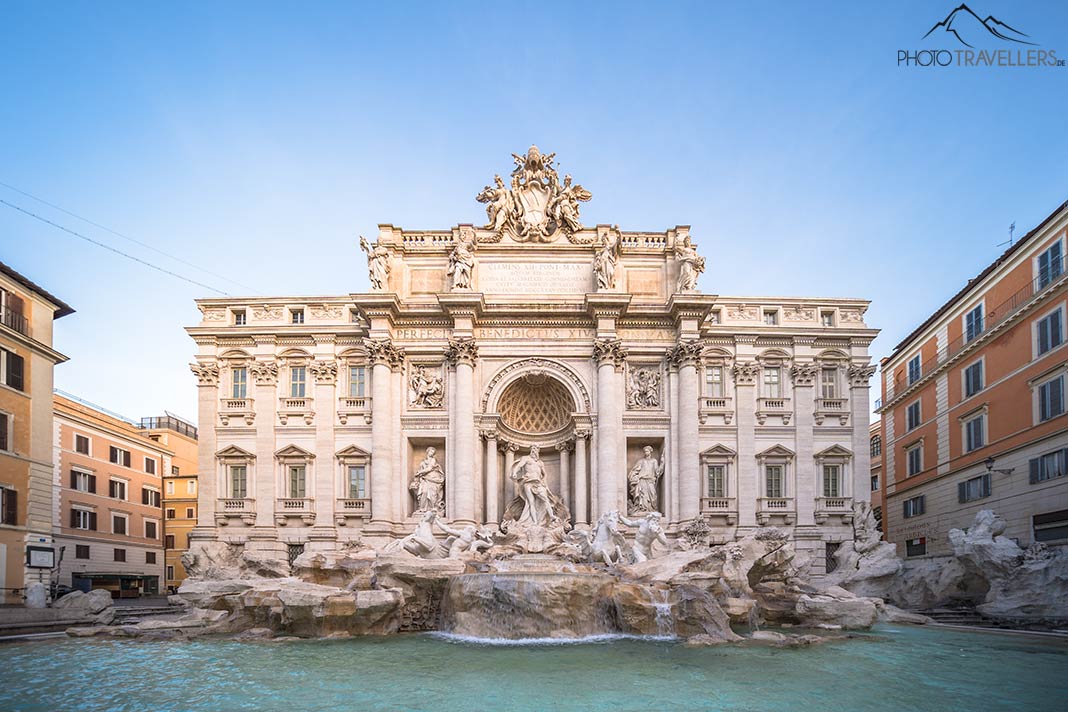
[89,511,97,530]
[5,351,24,391]
[4,488,18,524]
[0,412,8,451]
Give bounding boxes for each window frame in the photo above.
[290,366,307,398]
[906,399,921,431]
[1036,238,1064,290]
[111,512,129,536]
[1034,303,1065,358]
[765,464,785,498]
[963,302,985,343]
[959,473,992,503]
[903,494,926,519]
[906,442,923,477]
[1036,372,1066,423]
[907,354,922,385]
[963,358,984,399]
[349,364,367,398]
[108,477,128,501]
[231,366,248,399]
[962,411,986,453]
[74,433,91,456]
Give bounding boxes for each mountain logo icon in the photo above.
[922,3,1037,48]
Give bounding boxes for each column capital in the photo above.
[479,427,498,441]
[363,337,405,370]
[668,338,703,368]
[555,441,573,453]
[445,336,479,366]
[592,337,628,369]
[732,360,760,386]
[574,427,592,440]
[190,361,219,386]
[789,362,819,387]
[249,359,279,386]
[848,364,878,388]
[309,359,338,385]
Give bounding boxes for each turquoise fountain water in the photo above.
[1,625,1065,711]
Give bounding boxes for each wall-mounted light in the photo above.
[984,457,1014,475]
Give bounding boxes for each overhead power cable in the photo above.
[0,180,259,294]
[0,198,229,296]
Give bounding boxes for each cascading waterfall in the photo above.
[651,588,675,638]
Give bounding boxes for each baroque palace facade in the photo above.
[187,147,878,573]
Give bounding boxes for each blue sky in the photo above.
[2,1,1066,421]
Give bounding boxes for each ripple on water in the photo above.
[0,626,1065,712]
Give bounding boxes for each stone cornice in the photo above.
[437,293,486,320]
[584,292,632,319]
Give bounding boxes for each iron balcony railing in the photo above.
[1,305,28,335]
[892,256,1065,393]
[139,415,198,439]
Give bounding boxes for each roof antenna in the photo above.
[997,221,1015,249]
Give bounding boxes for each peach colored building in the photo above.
[869,421,884,535]
[142,414,199,592]
[879,199,1068,559]
[0,261,72,605]
[53,394,168,597]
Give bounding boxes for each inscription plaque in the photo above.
[478,262,592,295]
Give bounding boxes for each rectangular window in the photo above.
[166,508,176,519]
[167,565,175,580]
[1029,448,1068,484]
[765,465,784,498]
[964,361,984,398]
[109,446,131,467]
[906,538,927,557]
[71,508,95,530]
[108,479,127,501]
[165,534,176,549]
[707,464,726,498]
[166,481,175,495]
[75,544,90,559]
[821,311,835,327]
[0,487,17,525]
[0,411,8,452]
[965,304,984,343]
[1039,375,1065,422]
[906,401,921,431]
[1,348,25,391]
[347,465,367,499]
[822,465,841,497]
[114,548,126,563]
[907,446,923,476]
[907,355,922,385]
[70,470,96,493]
[233,310,246,326]
[144,457,156,475]
[146,551,157,564]
[871,474,879,492]
[825,542,840,573]
[112,513,128,535]
[705,366,723,398]
[75,434,90,455]
[187,480,196,494]
[903,495,926,518]
[958,473,991,503]
[763,310,778,326]
[291,309,304,324]
[964,414,985,452]
[1037,308,1064,356]
[288,465,307,498]
[232,367,248,399]
[820,368,837,399]
[171,465,179,475]
[290,367,306,398]
[1034,509,1068,543]
[1038,241,1063,289]
[349,366,366,398]
[186,507,194,519]
[230,465,247,499]
[145,520,158,539]
[764,368,781,398]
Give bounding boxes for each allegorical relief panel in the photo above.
[626,364,663,410]
[408,364,445,408]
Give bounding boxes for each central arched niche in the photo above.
[497,373,575,436]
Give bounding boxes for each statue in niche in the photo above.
[410,447,445,513]
[593,227,620,290]
[447,230,476,290]
[409,366,444,408]
[628,446,665,514]
[359,235,391,290]
[383,510,439,558]
[626,368,661,409]
[435,519,493,559]
[674,235,705,292]
[619,511,670,562]
[476,174,514,234]
[508,445,559,527]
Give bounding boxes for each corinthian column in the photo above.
[365,338,402,527]
[672,339,702,521]
[593,338,627,521]
[482,429,499,527]
[446,337,478,524]
[573,428,590,526]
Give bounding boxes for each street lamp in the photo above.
[984,457,1014,475]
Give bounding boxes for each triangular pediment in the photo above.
[275,444,316,459]
[701,444,737,460]
[756,444,796,460]
[815,444,854,460]
[216,445,255,459]
[335,444,371,459]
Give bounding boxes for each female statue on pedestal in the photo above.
[627,446,664,514]
[410,447,445,513]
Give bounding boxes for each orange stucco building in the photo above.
[0,261,72,604]
[878,200,1068,558]
[142,414,199,592]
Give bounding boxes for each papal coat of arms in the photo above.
[476,145,592,243]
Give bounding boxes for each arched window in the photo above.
[870,435,882,458]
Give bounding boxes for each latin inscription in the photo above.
[478,262,592,295]
[477,327,596,340]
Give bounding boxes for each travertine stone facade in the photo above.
[187,148,878,572]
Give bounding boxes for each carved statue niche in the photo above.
[410,446,445,514]
[627,446,665,515]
